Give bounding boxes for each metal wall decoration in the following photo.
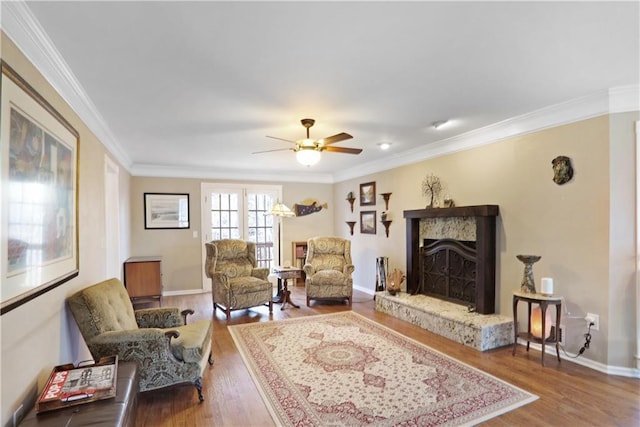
[552,155,573,185]
[293,198,328,216]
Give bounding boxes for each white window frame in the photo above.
[200,183,282,291]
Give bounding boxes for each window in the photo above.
[201,183,281,290]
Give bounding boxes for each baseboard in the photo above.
[354,285,375,296]
[516,339,640,378]
[162,289,209,297]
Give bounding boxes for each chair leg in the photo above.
[306,296,310,307]
[195,377,204,402]
[268,300,273,313]
[225,307,231,320]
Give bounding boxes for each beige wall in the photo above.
[130,177,334,293]
[1,34,132,425]
[335,114,638,369]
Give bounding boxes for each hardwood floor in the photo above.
[136,286,639,426]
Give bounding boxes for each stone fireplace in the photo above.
[373,205,512,352]
[404,205,499,314]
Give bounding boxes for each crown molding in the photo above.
[2,1,132,170]
[333,85,639,183]
[130,163,334,184]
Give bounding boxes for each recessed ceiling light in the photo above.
[377,142,392,150]
[432,120,449,130]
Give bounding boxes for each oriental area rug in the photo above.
[228,311,537,427]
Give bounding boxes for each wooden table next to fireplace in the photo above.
[512,291,562,366]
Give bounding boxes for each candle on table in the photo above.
[541,277,554,296]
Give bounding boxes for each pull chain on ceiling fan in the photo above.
[253,118,362,166]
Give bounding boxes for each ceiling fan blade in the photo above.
[324,146,362,155]
[252,147,295,154]
[319,132,353,146]
[266,135,297,144]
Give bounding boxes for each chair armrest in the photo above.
[89,329,181,363]
[303,264,315,276]
[135,307,184,328]
[252,267,269,281]
[211,272,230,289]
[343,264,355,276]
[181,309,194,324]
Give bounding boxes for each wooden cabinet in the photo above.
[124,256,162,305]
[291,241,308,286]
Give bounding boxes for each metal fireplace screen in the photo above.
[420,239,477,308]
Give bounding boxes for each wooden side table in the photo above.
[272,266,302,310]
[123,256,162,306]
[512,291,562,366]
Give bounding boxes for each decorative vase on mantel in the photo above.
[517,255,541,293]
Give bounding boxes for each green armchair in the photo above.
[205,239,273,320]
[67,278,213,401]
[303,236,354,306]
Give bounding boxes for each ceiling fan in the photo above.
[253,118,362,166]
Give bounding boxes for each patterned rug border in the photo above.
[228,311,538,426]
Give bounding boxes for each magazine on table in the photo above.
[36,355,118,413]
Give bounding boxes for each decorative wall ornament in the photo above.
[293,198,328,216]
[552,155,573,185]
[421,173,442,208]
[346,192,355,212]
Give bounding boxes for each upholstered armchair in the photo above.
[303,237,354,306]
[67,278,214,401]
[204,239,273,320]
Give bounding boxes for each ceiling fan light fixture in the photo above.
[296,148,321,166]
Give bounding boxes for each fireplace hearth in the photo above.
[404,205,499,314]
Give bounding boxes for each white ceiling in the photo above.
[4,1,639,183]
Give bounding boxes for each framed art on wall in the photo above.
[360,211,376,234]
[144,193,190,229]
[359,181,376,206]
[1,61,80,315]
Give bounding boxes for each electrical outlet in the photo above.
[585,313,599,331]
[13,403,23,427]
[549,325,563,344]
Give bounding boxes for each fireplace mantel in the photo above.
[403,205,499,219]
[403,205,499,314]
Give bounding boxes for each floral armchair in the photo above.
[303,237,354,306]
[204,239,273,320]
[67,278,214,401]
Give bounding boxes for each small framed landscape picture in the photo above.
[360,211,376,235]
[144,193,190,229]
[359,181,376,206]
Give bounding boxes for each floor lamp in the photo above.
[270,202,295,301]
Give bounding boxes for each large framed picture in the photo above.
[1,62,79,315]
[359,181,376,206]
[360,210,377,235]
[144,193,190,229]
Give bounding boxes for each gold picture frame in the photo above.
[1,61,79,315]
